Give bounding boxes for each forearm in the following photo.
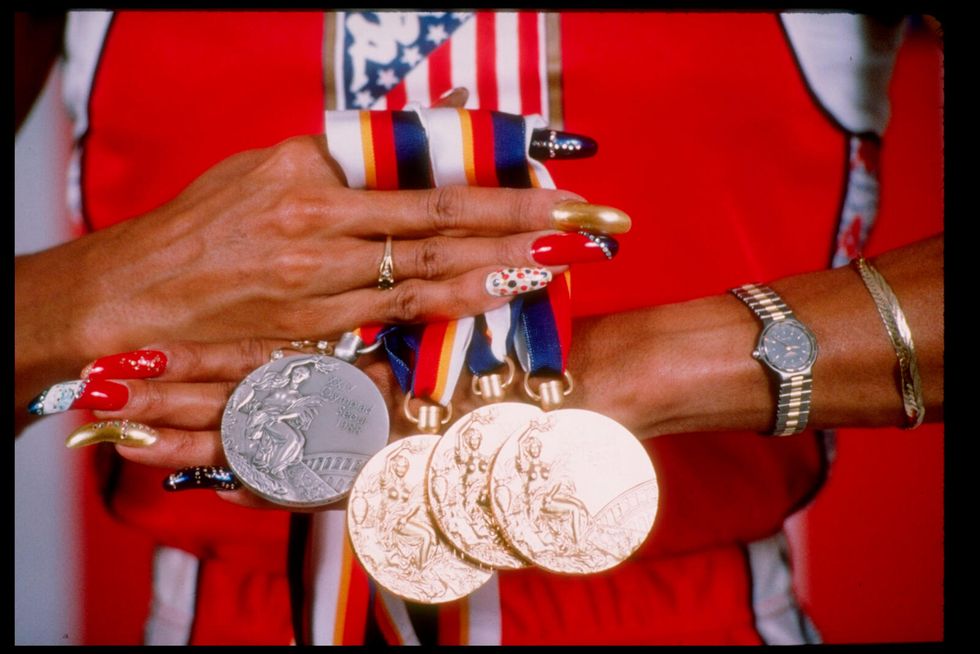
[568,234,944,438]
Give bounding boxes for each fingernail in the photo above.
[438,86,468,102]
[531,231,619,265]
[28,378,129,416]
[81,349,168,379]
[66,419,158,449]
[551,201,632,234]
[529,129,598,161]
[164,466,242,492]
[485,267,553,297]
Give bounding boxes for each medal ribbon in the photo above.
[309,106,559,645]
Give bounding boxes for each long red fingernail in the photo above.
[530,231,619,265]
[28,379,129,416]
[82,349,168,379]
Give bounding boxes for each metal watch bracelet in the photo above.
[731,283,815,437]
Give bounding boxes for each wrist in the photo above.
[569,294,773,438]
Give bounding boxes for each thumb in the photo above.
[433,86,469,109]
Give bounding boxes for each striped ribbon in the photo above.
[410,318,475,407]
[304,105,563,645]
[467,303,522,376]
[324,110,432,190]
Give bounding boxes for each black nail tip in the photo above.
[597,234,619,259]
[164,466,241,492]
[529,129,598,160]
[27,393,46,415]
[577,231,620,260]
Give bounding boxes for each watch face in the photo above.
[760,320,816,373]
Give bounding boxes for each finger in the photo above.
[65,419,159,449]
[330,230,616,290]
[160,465,294,510]
[301,265,567,330]
[81,339,296,383]
[112,428,225,469]
[92,379,238,431]
[155,462,289,511]
[158,466,350,512]
[330,186,634,238]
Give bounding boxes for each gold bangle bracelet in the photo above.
[852,256,925,429]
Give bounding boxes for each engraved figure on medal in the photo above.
[347,435,491,604]
[426,403,542,569]
[489,409,660,575]
[222,354,389,508]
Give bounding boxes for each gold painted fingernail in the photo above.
[66,420,158,449]
[551,201,632,234]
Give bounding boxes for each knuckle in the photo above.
[237,339,272,375]
[266,137,312,174]
[131,381,166,420]
[387,281,426,323]
[426,186,466,232]
[414,238,450,279]
[511,189,539,231]
[270,197,316,239]
[170,430,200,459]
[497,236,531,266]
[171,341,205,380]
[273,249,318,291]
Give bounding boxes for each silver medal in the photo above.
[221,354,389,508]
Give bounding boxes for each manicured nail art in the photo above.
[531,231,619,265]
[485,267,553,297]
[164,466,242,492]
[529,129,598,161]
[551,201,632,234]
[81,349,167,379]
[28,378,129,416]
[66,419,158,449]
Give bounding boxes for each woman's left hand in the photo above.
[55,339,404,510]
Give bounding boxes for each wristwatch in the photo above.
[731,283,818,436]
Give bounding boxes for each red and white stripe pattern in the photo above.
[333,11,550,118]
[318,13,557,644]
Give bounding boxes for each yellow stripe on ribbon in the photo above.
[331,537,354,645]
[359,111,377,190]
[431,320,459,404]
[457,108,477,186]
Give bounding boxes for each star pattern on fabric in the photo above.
[341,11,472,110]
[426,24,448,45]
[354,89,374,108]
[377,68,398,89]
[400,46,422,67]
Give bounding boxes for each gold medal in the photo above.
[426,402,542,569]
[488,408,659,575]
[347,435,492,603]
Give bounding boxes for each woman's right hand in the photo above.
[16,134,623,431]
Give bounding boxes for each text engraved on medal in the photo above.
[348,435,491,604]
[221,355,388,508]
[427,403,542,569]
[489,409,659,574]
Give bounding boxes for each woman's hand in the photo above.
[16,132,623,433]
[52,339,403,510]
